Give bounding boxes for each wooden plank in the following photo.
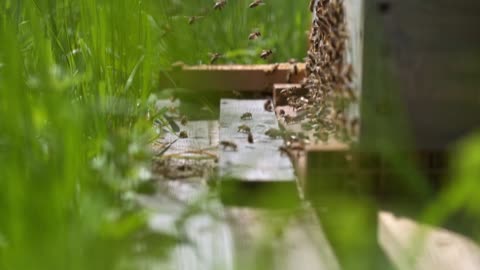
[159,63,306,92]
[143,117,339,269]
[225,206,341,270]
[379,211,480,270]
[218,99,296,182]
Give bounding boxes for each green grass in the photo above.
[0,0,312,269]
[1,0,479,269]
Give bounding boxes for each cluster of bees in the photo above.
[295,0,358,143]
[185,0,273,64]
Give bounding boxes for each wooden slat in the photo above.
[225,206,341,270]
[379,211,480,270]
[142,116,339,269]
[159,63,306,92]
[218,99,296,182]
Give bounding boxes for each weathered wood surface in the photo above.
[218,99,295,182]
[344,0,364,120]
[159,63,306,92]
[379,211,480,270]
[152,120,219,181]
[364,0,480,148]
[225,206,341,270]
[141,116,340,270]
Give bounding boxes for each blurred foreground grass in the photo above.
[0,0,311,269]
[1,0,479,270]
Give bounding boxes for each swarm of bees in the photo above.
[284,0,358,143]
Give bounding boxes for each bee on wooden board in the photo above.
[265,128,282,139]
[179,131,188,138]
[249,0,265,8]
[220,141,237,151]
[237,124,251,133]
[209,52,223,64]
[248,31,261,40]
[247,132,254,144]
[264,99,273,112]
[240,112,253,120]
[260,49,273,60]
[214,0,227,10]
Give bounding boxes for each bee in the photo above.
[265,128,282,139]
[237,124,251,133]
[240,112,253,120]
[171,61,185,71]
[265,63,279,75]
[286,71,292,83]
[180,116,188,126]
[179,131,188,138]
[264,99,273,112]
[247,132,254,144]
[220,141,237,151]
[279,109,286,116]
[232,90,242,97]
[248,31,261,40]
[278,146,290,156]
[249,0,265,8]
[214,0,227,10]
[309,0,315,12]
[209,52,223,64]
[260,49,273,60]
[188,16,204,25]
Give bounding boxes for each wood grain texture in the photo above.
[152,120,219,181]
[218,99,295,182]
[379,211,480,270]
[159,63,306,92]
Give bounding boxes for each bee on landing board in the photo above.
[247,132,254,144]
[237,124,251,133]
[220,141,237,151]
[240,112,253,120]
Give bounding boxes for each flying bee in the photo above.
[264,99,273,112]
[248,31,261,40]
[240,112,253,120]
[249,0,265,8]
[188,16,204,25]
[260,49,273,60]
[265,128,282,139]
[180,116,188,126]
[220,141,237,151]
[209,52,223,64]
[179,131,188,138]
[247,132,254,144]
[237,124,251,133]
[214,0,227,10]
